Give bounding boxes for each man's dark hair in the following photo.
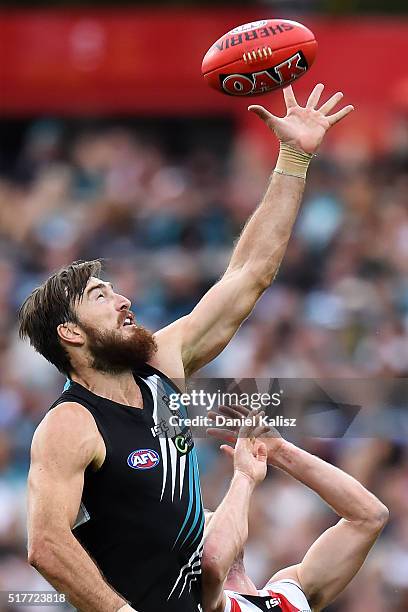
[18,260,102,376]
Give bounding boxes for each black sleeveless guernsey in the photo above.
[49,364,204,612]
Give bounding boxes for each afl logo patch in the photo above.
[127,449,160,470]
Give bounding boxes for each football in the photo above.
[202,19,317,97]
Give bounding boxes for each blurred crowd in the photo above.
[0,109,407,611]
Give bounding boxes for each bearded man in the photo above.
[19,84,353,612]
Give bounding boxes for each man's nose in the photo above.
[117,294,131,311]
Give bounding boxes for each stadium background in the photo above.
[0,1,407,610]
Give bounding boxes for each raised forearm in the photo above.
[272,442,387,524]
[226,82,354,285]
[29,531,127,612]
[176,169,306,376]
[274,442,389,609]
[227,169,305,286]
[203,472,254,578]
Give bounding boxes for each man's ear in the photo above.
[57,322,84,346]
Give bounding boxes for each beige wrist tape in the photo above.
[274,142,314,180]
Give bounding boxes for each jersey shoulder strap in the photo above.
[224,579,311,612]
[135,362,183,394]
[262,579,311,611]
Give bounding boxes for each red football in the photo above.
[202,19,317,97]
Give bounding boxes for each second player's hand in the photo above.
[249,83,354,154]
[221,414,268,486]
[208,404,284,465]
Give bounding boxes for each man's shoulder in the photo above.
[31,401,105,471]
[34,401,100,451]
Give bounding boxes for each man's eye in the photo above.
[97,293,104,299]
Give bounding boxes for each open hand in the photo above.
[249,83,354,154]
[208,404,284,465]
[218,411,268,485]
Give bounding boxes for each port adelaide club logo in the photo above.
[127,448,160,470]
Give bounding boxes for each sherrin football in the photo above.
[202,19,317,96]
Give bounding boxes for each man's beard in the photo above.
[80,321,157,374]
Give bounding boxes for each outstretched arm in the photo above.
[266,442,389,611]
[202,417,268,612]
[208,405,388,611]
[155,85,354,376]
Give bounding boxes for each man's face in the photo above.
[72,277,156,374]
[76,276,133,333]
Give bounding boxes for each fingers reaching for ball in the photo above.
[247,81,354,153]
[306,83,324,109]
[315,88,355,124]
[327,105,355,125]
[319,90,344,114]
[283,84,298,109]
[247,105,278,127]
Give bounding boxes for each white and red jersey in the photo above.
[224,579,311,612]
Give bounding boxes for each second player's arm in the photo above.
[207,405,388,610]
[202,472,256,612]
[267,442,389,611]
[202,424,268,612]
[28,403,133,612]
